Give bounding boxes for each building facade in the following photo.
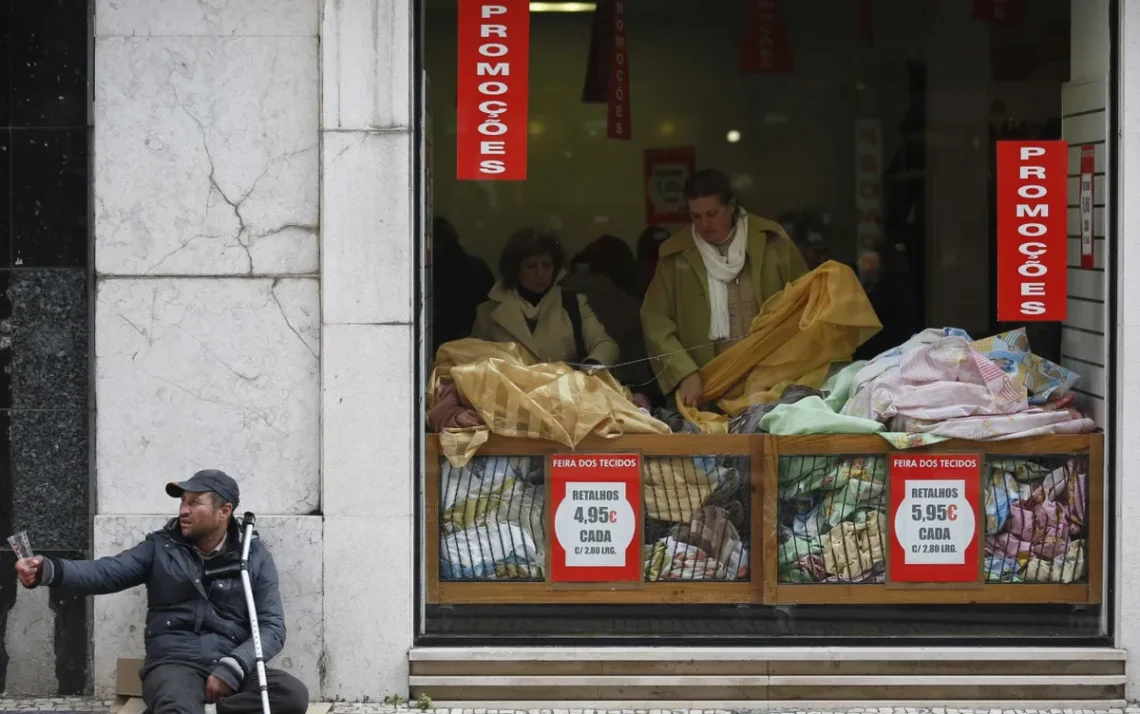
[3,0,1140,704]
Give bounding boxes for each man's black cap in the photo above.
[166,469,240,507]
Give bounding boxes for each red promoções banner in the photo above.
[996,140,1068,322]
[1080,144,1096,269]
[889,454,980,583]
[456,1,530,180]
[739,0,793,74]
[550,454,641,583]
[606,0,631,140]
[972,0,1024,24]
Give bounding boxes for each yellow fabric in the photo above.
[642,457,720,523]
[472,282,620,365]
[640,213,810,395]
[430,339,669,465]
[677,261,882,433]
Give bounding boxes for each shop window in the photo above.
[419,0,1113,642]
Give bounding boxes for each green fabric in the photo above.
[821,360,867,411]
[759,395,884,435]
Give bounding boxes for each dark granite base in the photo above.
[3,410,89,552]
[0,550,89,695]
[0,270,89,410]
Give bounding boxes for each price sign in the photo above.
[643,147,695,224]
[889,454,980,583]
[551,453,641,583]
[1079,144,1096,269]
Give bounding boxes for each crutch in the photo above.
[203,512,271,714]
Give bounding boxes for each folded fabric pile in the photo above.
[427,338,670,465]
[438,455,547,580]
[841,327,1094,440]
[776,456,888,583]
[983,456,1089,583]
[642,456,751,580]
[644,505,749,581]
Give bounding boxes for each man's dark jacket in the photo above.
[37,517,284,689]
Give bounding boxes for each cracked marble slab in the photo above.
[95,37,318,276]
[96,0,318,38]
[95,277,319,515]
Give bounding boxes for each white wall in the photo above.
[1115,0,1140,702]
[92,0,323,697]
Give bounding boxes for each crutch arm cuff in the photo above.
[213,657,244,690]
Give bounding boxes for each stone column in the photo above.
[91,0,323,696]
[1115,0,1140,701]
[318,0,416,700]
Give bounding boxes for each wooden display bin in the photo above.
[425,432,1103,607]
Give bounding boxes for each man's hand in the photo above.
[15,556,43,587]
[677,372,704,408]
[206,674,233,703]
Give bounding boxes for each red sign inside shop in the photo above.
[996,141,1068,322]
[456,1,530,181]
[738,0,793,74]
[889,454,981,583]
[606,0,631,140]
[550,454,642,583]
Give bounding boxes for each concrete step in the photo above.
[409,646,1126,704]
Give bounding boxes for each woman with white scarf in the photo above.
[640,169,809,408]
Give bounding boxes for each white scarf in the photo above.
[692,211,749,340]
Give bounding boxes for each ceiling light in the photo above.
[726,130,742,143]
[530,2,597,12]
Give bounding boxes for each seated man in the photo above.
[15,470,308,714]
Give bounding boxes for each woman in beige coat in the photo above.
[473,228,620,367]
[641,169,809,407]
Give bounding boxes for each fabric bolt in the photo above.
[678,260,882,432]
[728,384,823,434]
[759,395,885,435]
[440,521,543,580]
[843,335,1029,423]
[1024,539,1087,583]
[671,505,747,575]
[984,469,1022,535]
[429,339,669,465]
[654,407,702,434]
[821,360,868,411]
[969,327,1080,405]
[643,535,749,581]
[427,380,485,432]
[821,510,887,581]
[643,457,740,523]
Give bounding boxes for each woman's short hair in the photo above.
[683,169,736,207]
[498,228,565,288]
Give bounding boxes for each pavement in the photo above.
[0,701,1138,714]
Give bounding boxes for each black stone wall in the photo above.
[0,0,93,695]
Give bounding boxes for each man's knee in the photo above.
[269,670,309,714]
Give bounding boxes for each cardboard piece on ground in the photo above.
[114,655,331,714]
[109,696,145,714]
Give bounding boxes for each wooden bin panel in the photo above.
[768,434,1104,605]
[426,434,759,605]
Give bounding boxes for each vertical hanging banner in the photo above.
[581,0,613,104]
[972,0,1024,25]
[606,0,631,140]
[996,140,1068,322]
[1080,145,1096,269]
[456,0,530,180]
[739,0,793,74]
[644,147,696,224]
[889,454,980,583]
[551,454,642,583]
